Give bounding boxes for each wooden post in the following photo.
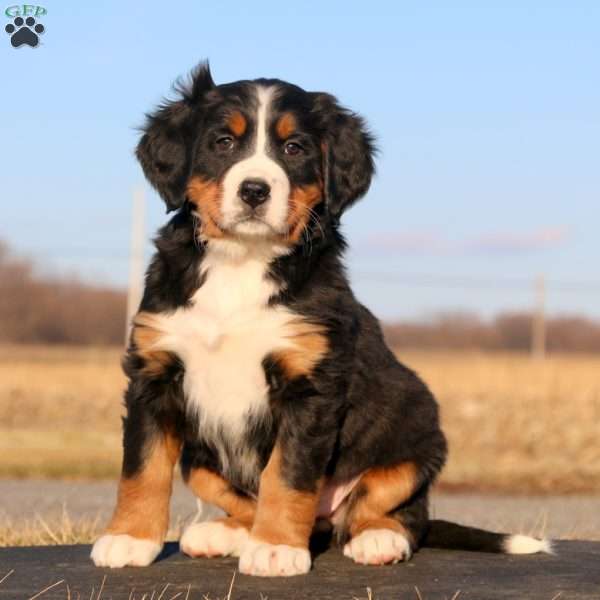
[125,186,146,346]
[531,274,546,359]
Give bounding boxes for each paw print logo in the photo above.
[5,16,45,48]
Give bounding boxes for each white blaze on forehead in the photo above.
[219,85,291,236]
[254,86,272,158]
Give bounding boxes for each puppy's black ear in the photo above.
[136,62,215,212]
[312,93,376,219]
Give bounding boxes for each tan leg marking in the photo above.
[272,320,329,379]
[346,462,419,542]
[106,431,181,543]
[251,445,321,548]
[132,312,173,377]
[187,466,256,529]
[181,468,256,559]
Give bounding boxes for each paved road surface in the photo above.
[0,541,598,599]
[2,480,600,598]
[2,479,599,541]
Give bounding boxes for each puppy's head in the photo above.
[137,62,375,244]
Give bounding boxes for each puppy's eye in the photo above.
[215,135,235,151]
[284,142,304,156]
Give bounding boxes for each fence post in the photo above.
[531,274,546,359]
[124,186,146,346]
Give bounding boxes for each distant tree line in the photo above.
[1,240,599,351]
[384,311,600,353]
[0,241,125,345]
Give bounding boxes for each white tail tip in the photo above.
[504,534,553,555]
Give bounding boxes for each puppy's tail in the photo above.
[423,520,552,554]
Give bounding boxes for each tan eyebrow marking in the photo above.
[276,112,296,139]
[227,110,247,137]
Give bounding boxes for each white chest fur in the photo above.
[147,240,295,441]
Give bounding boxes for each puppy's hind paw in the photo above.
[343,529,411,565]
[180,520,249,558]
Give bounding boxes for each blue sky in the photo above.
[2,1,599,319]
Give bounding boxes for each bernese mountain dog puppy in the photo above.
[91,63,550,576]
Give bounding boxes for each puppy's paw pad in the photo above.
[239,538,311,577]
[343,529,411,565]
[91,534,161,568]
[180,521,249,558]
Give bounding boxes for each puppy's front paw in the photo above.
[239,538,311,576]
[180,520,249,557]
[91,534,162,568]
[343,529,411,565]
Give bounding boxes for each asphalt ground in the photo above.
[0,541,598,599]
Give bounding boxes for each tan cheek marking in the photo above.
[287,183,323,242]
[106,431,181,542]
[276,113,296,140]
[272,320,329,379]
[347,462,419,542]
[186,176,224,239]
[187,467,256,528]
[251,445,321,548]
[228,110,247,137]
[132,312,173,377]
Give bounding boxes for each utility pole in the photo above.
[531,274,546,359]
[125,186,146,346]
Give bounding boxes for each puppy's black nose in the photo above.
[240,179,270,209]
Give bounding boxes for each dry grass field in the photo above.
[1,344,599,492]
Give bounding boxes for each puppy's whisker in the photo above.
[191,211,204,249]
[301,219,313,256]
[306,206,325,239]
